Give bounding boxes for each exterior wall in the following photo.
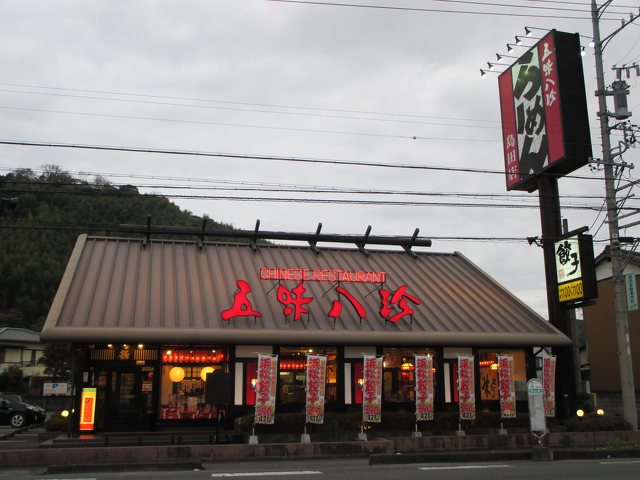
[583,276,640,392]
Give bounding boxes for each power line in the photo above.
[0,221,610,245]
[0,186,626,212]
[0,106,497,142]
[0,87,498,130]
[0,82,501,125]
[265,0,621,20]
[3,176,631,206]
[0,140,607,180]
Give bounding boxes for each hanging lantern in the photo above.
[201,366,215,381]
[400,361,414,371]
[169,366,185,382]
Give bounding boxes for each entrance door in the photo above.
[107,370,142,431]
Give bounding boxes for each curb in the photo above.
[47,461,205,474]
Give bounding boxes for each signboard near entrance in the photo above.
[79,387,97,432]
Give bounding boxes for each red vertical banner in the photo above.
[362,355,383,423]
[543,356,556,417]
[498,355,516,419]
[537,31,565,165]
[305,354,327,424]
[457,355,475,421]
[498,69,521,190]
[254,354,278,425]
[415,354,434,421]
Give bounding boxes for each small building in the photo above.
[582,246,640,416]
[0,327,46,378]
[41,234,569,432]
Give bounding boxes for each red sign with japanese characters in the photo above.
[458,355,475,421]
[254,354,278,425]
[305,354,327,424]
[543,355,556,417]
[220,268,422,325]
[362,355,383,423]
[498,355,516,419]
[415,354,434,421]
[498,30,591,192]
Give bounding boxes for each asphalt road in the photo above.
[1,458,640,480]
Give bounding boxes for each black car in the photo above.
[0,393,46,428]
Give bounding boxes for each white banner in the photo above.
[458,355,475,421]
[497,355,516,419]
[362,355,383,423]
[305,354,327,424]
[415,354,434,421]
[254,354,278,425]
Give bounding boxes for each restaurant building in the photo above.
[41,234,569,432]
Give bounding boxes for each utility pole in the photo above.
[592,0,638,429]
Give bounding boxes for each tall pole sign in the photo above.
[498,29,592,418]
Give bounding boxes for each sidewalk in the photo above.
[2,427,640,470]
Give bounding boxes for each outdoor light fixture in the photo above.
[525,26,533,36]
[515,35,523,45]
[596,408,605,416]
[61,410,70,418]
[576,409,585,417]
[581,46,586,57]
[496,53,517,63]
[480,69,500,77]
[506,43,517,52]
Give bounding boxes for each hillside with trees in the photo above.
[0,165,238,333]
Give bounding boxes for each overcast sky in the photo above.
[1,0,640,317]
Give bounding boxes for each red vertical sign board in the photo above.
[415,354,434,421]
[254,354,278,424]
[499,69,520,190]
[498,355,516,419]
[458,355,475,421]
[362,355,382,423]
[305,354,327,424]
[543,356,556,417]
[538,31,565,165]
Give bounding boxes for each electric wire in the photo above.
[265,0,622,20]
[0,140,609,181]
[0,106,497,142]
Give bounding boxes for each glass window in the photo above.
[278,347,337,404]
[478,349,528,401]
[383,348,438,402]
[159,347,226,420]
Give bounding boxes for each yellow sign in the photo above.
[558,279,584,302]
[79,387,97,431]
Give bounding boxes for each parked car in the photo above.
[0,393,46,428]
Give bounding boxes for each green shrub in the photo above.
[44,414,69,432]
[564,414,632,432]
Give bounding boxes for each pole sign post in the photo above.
[527,378,547,438]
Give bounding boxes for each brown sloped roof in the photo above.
[41,235,569,347]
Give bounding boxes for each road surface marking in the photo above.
[211,471,322,477]
[419,464,511,471]
[600,460,640,464]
